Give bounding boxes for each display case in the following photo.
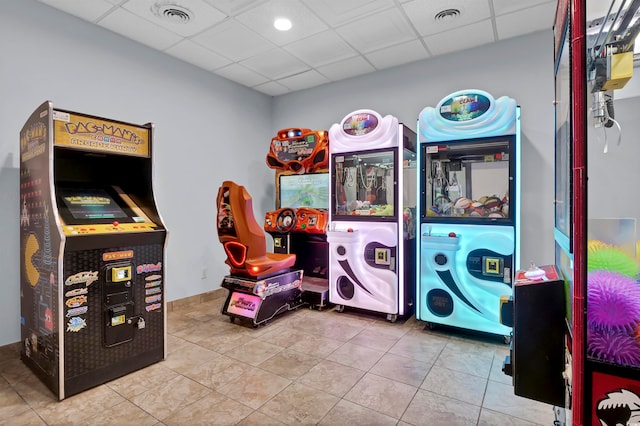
[422,136,513,222]
[333,149,396,218]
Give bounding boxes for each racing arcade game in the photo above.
[328,110,417,322]
[264,128,330,309]
[217,181,304,326]
[416,90,520,342]
[19,101,167,399]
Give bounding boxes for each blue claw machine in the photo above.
[416,90,520,341]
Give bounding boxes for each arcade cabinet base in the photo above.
[221,269,304,326]
[301,276,330,310]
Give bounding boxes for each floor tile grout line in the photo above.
[475,353,494,426]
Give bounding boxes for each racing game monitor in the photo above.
[278,172,329,210]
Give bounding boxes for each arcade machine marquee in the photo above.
[19,101,167,399]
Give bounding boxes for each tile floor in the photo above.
[0,296,557,425]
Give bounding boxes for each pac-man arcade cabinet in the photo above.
[19,101,167,399]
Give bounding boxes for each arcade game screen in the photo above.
[57,186,133,223]
[278,173,329,210]
[332,150,396,218]
[423,136,514,222]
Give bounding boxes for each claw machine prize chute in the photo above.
[416,90,520,339]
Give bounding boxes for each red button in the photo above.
[113,221,119,227]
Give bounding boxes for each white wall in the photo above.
[272,30,556,274]
[0,0,273,346]
[0,1,557,347]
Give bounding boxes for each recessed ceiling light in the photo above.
[274,17,292,31]
[434,8,461,22]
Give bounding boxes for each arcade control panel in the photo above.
[62,222,159,236]
[264,207,328,235]
[264,206,330,310]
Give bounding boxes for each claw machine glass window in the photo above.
[421,136,515,224]
[332,149,396,219]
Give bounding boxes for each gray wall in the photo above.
[0,0,556,346]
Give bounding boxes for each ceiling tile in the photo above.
[365,39,429,70]
[38,0,115,22]
[423,19,495,56]
[402,0,491,37]
[317,56,375,81]
[301,0,395,27]
[214,63,270,86]
[192,19,275,61]
[164,39,232,70]
[240,48,309,80]
[277,70,330,91]
[121,0,227,37]
[495,2,556,40]
[252,81,290,96]
[97,8,182,50]
[336,8,417,54]
[493,0,555,16]
[283,30,357,67]
[201,0,267,16]
[235,0,327,46]
[37,0,562,95]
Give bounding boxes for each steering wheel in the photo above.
[276,208,297,233]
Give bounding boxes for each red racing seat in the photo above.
[216,180,295,279]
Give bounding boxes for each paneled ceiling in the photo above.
[37,0,558,96]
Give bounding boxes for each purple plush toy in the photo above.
[587,270,640,367]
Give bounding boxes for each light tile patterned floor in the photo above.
[0,297,557,425]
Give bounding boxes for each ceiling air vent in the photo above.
[151,3,193,24]
[434,8,461,22]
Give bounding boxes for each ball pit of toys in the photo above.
[587,239,640,367]
[427,194,509,218]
